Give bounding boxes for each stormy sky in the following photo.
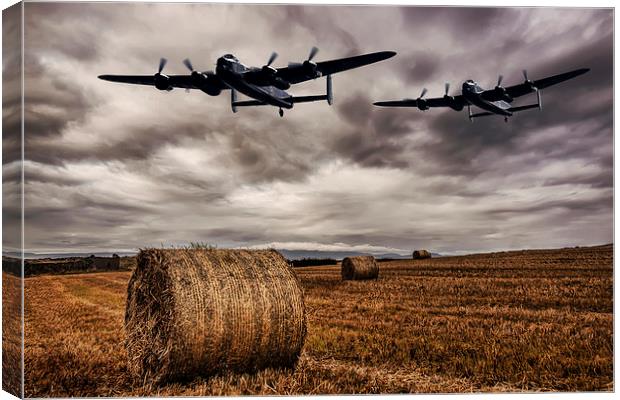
[2,3,613,255]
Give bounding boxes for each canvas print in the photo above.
[1,2,613,397]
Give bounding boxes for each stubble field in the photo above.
[22,244,612,396]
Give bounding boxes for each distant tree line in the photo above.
[289,258,338,267]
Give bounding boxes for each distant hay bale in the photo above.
[125,248,307,385]
[413,250,432,260]
[341,256,379,280]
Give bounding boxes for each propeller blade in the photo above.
[158,58,167,74]
[497,74,503,86]
[419,88,428,99]
[183,58,194,72]
[444,82,450,96]
[267,52,278,66]
[308,46,319,61]
[522,69,529,81]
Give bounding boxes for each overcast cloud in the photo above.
[2,3,613,255]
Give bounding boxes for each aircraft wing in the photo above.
[98,74,228,91]
[481,68,590,101]
[374,95,465,108]
[276,51,396,85]
[99,74,192,89]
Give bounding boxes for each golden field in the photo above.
[21,244,612,396]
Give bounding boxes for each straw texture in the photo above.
[125,248,306,384]
[341,256,379,280]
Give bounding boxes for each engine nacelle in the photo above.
[444,96,463,111]
[154,73,172,91]
[417,98,428,111]
[494,86,513,102]
[303,60,322,79]
[260,66,290,90]
[189,72,221,96]
[272,77,291,90]
[262,65,277,76]
[201,84,222,96]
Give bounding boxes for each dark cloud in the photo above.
[3,3,23,165]
[401,6,506,38]
[9,4,613,255]
[279,6,361,56]
[332,92,420,168]
[399,52,441,83]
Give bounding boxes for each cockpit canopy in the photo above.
[222,54,239,62]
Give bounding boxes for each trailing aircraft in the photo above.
[99,47,396,117]
[373,68,589,122]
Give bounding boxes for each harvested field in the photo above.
[23,244,613,396]
[2,271,22,397]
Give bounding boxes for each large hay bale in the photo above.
[341,256,379,280]
[413,250,432,259]
[125,248,307,384]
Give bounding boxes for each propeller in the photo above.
[288,47,321,78]
[493,73,513,102]
[261,52,279,75]
[183,58,195,73]
[158,58,167,74]
[154,58,171,91]
[289,47,319,67]
[444,82,463,111]
[523,69,538,91]
[267,52,278,67]
[416,88,429,111]
[307,46,319,62]
[182,58,213,93]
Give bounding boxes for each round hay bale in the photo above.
[125,248,306,384]
[413,249,431,259]
[341,256,379,280]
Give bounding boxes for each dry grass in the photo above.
[2,271,22,397]
[23,244,613,396]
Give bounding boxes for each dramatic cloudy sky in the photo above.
[2,3,613,255]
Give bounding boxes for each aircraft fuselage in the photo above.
[216,54,294,109]
[462,80,512,116]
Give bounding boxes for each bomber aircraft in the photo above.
[99,47,396,117]
[373,68,589,122]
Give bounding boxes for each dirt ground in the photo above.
[22,244,613,396]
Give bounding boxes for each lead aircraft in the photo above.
[373,68,589,122]
[99,48,396,117]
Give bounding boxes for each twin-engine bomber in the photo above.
[98,48,396,117]
[374,68,590,122]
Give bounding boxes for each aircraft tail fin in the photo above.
[326,75,333,105]
[231,89,238,113]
